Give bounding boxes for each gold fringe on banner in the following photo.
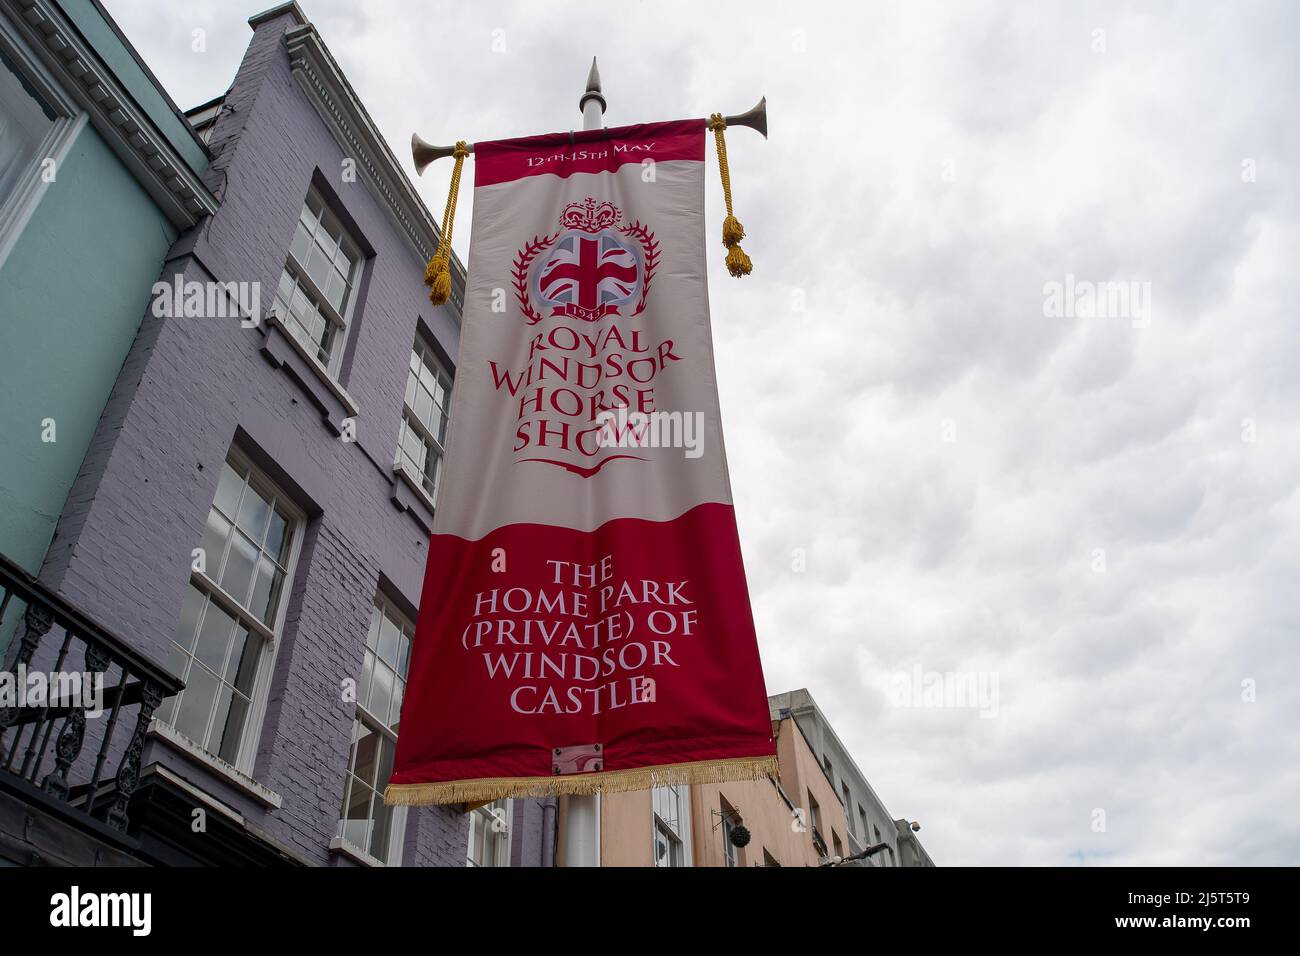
[383,754,779,807]
[706,113,753,277]
[424,140,470,305]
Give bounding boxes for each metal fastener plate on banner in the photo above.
[552,744,603,775]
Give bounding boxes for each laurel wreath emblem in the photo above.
[512,232,561,326]
[512,219,659,326]
[619,220,659,318]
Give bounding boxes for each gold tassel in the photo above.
[707,113,752,277]
[424,140,469,305]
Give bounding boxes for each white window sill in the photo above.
[329,836,388,868]
[389,461,436,535]
[261,309,360,421]
[148,720,283,809]
[393,460,438,516]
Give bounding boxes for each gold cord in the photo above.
[424,140,470,305]
[707,114,752,277]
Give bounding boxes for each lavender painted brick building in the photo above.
[24,2,555,866]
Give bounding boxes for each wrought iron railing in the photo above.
[0,552,183,834]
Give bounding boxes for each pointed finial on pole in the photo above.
[579,57,606,129]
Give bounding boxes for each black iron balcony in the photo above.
[0,552,183,846]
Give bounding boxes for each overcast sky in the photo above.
[102,0,1300,865]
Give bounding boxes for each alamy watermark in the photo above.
[150,273,260,326]
[50,886,150,936]
[1043,274,1151,328]
[595,407,705,459]
[889,664,999,718]
[1,664,104,716]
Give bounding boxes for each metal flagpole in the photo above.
[579,56,606,133]
[560,57,607,869]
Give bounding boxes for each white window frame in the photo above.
[336,595,413,866]
[0,17,87,271]
[719,796,743,867]
[651,784,693,867]
[721,816,738,867]
[466,798,513,867]
[395,335,452,511]
[808,790,828,858]
[159,448,304,776]
[273,186,363,377]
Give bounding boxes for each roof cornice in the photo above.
[283,22,464,320]
[7,0,217,228]
[248,2,307,29]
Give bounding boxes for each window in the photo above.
[832,831,844,860]
[157,453,301,769]
[808,791,822,832]
[807,791,826,856]
[467,799,512,867]
[652,784,690,867]
[720,797,741,867]
[0,27,81,269]
[859,805,869,843]
[337,597,413,864]
[185,99,222,143]
[722,817,738,867]
[0,46,55,207]
[842,783,854,836]
[272,187,362,374]
[396,337,452,505]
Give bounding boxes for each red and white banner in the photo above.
[386,119,776,805]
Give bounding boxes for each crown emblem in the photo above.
[561,198,621,233]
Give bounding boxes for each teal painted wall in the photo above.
[0,120,178,572]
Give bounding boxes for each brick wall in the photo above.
[39,8,545,866]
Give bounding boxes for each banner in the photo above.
[386,119,776,805]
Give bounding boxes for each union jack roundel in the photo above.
[535,232,640,321]
[512,198,659,325]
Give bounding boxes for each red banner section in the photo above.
[391,503,773,797]
[474,119,704,187]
